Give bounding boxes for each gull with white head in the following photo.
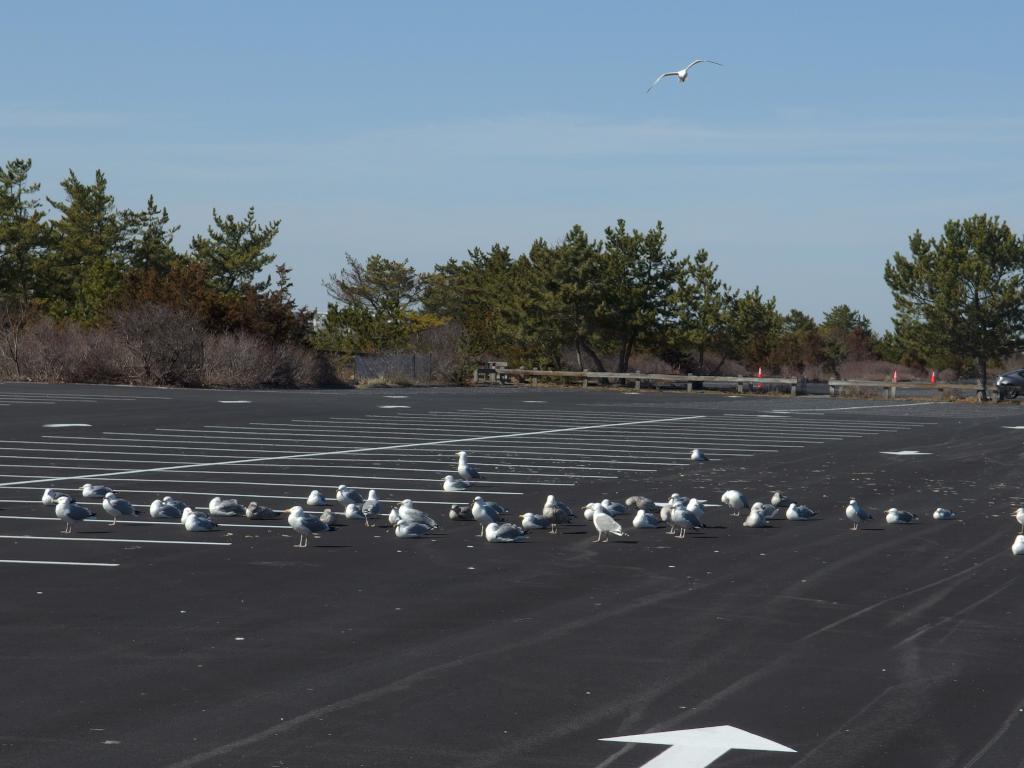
[591,506,627,543]
[647,59,722,92]
[443,474,471,492]
[845,499,871,531]
[287,505,330,547]
[102,492,138,526]
[542,494,573,533]
[56,496,94,533]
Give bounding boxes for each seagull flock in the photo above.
[39,448,1024,552]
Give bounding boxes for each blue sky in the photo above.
[3,0,1022,328]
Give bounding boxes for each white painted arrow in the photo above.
[600,725,795,768]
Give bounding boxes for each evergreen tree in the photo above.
[884,215,1024,393]
[673,248,738,373]
[316,253,426,354]
[587,219,681,372]
[728,287,781,370]
[520,226,604,369]
[0,158,49,302]
[775,309,823,374]
[819,304,876,376]
[121,195,179,274]
[45,169,124,322]
[189,207,279,293]
[422,244,522,358]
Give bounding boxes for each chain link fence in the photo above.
[354,352,437,383]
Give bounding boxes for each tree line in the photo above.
[2,157,1023,389]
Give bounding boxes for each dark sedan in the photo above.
[995,368,1024,400]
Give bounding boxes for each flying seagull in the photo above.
[647,59,721,92]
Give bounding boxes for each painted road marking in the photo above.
[0,559,119,567]
[0,513,289,529]
[218,400,251,404]
[43,423,93,428]
[600,726,795,768]
[378,405,411,409]
[0,414,710,489]
[0,533,231,546]
[880,450,932,456]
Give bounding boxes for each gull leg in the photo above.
[63,520,71,534]
[593,532,601,543]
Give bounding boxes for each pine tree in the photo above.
[0,158,49,303]
[884,215,1024,394]
[45,169,124,322]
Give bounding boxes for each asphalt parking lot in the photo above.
[3,383,1024,768]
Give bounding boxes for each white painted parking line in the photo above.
[126,429,812,449]
[43,423,92,428]
[0,533,231,546]
[0,462,620,481]
[0,413,711,490]
[0,513,288,529]
[194,422,844,442]
[771,402,941,413]
[218,400,251,404]
[0,559,119,567]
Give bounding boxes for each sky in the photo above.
[3,0,1023,328]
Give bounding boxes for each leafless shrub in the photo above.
[202,332,278,388]
[112,304,204,386]
[200,332,332,388]
[0,301,38,379]
[408,322,474,384]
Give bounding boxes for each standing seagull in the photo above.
[102,492,139,526]
[647,59,721,92]
[541,494,573,534]
[471,496,504,537]
[56,496,94,533]
[846,498,872,530]
[456,451,482,481]
[287,505,330,548]
[592,507,627,543]
[362,490,380,525]
[721,490,749,517]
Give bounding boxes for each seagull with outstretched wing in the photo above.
[647,59,721,92]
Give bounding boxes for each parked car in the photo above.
[995,369,1024,401]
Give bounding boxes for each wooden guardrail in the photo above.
[827,379,992,401]
[473,364,998,401]
[474,365,802,395]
